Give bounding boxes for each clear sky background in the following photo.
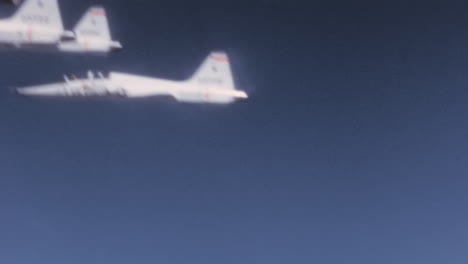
[1,0,468,263]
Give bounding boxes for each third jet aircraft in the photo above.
[16,52,248,104]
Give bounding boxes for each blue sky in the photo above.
[1,0,468,263]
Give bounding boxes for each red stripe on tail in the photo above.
[211,55,229,62]
[90,8,106,16]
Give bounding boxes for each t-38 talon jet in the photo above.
[16,52,248,104]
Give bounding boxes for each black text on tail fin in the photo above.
[12,0,64,31]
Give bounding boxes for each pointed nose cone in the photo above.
[16,87,41,96]
[16,84,64,97]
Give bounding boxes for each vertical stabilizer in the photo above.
[190,51,235,90]
[74,6,111,41]
[11,0,63,31]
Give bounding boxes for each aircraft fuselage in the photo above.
[17,73,248,104]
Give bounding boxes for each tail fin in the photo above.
[190,51,235,90]
[74,6,111,41]
[11,0,63,31]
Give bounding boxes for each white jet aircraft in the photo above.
[0,0,73,49]
[16,52,248,104]
[58,6,122,53]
